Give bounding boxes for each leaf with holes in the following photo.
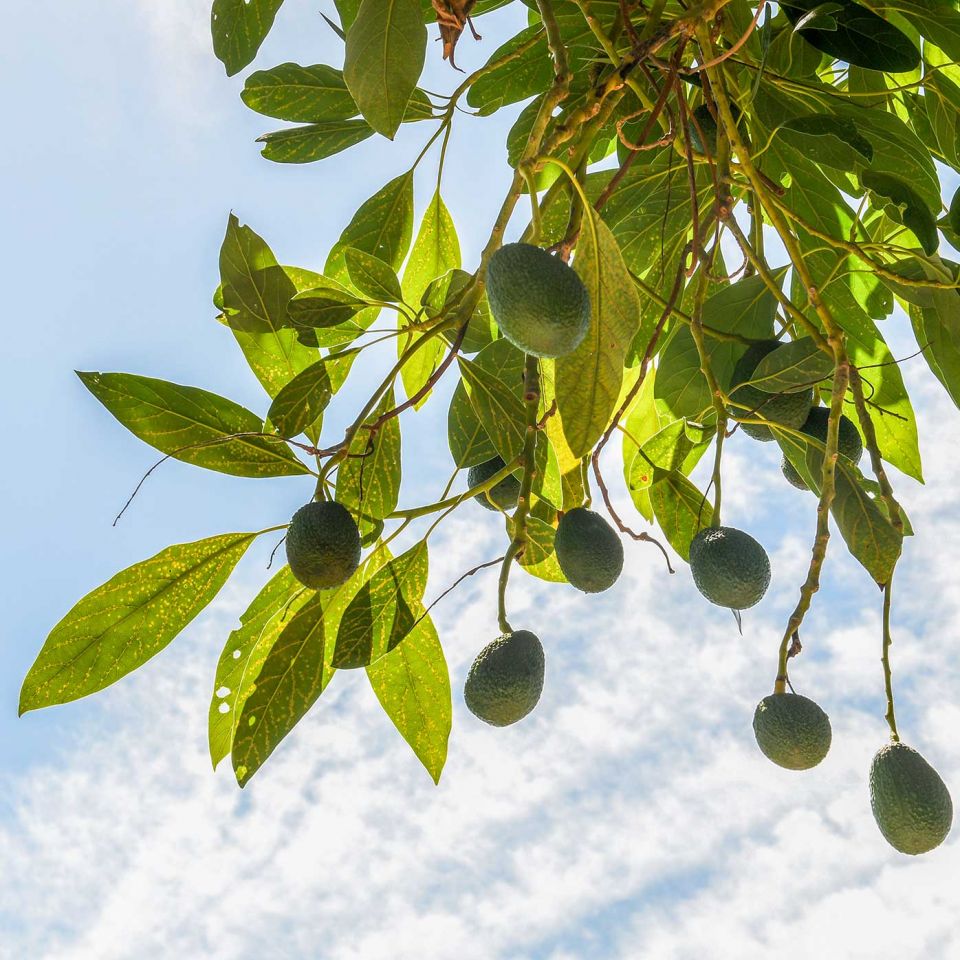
[212,0,286,76]
[232,591,334,786]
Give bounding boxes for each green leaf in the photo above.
[398,193,461,407]
[78,371,309,477]
[336,388,402,531]
[343,0,426,139]
[467,26,550,115]
[782,0,919,72]
[780,114,874,169]
[401,192,461,310]
[832,464,903,586]
[344,248,404,302]
[556,217,640,457]
[638,419,694,472]
[457,353,526,464]
[871,0,960,62]
[219,215,318,397]
[655,271,781,421]
[232,591,335,786]
[597,148,709,281]
[776,426,904,583]
[427,270,497,355]
[506,95,546,167]
[208,565,309,768]
[241,63,358,122]
[288,282,368,329]
[910,294,960,411]
[257,120,374,163]
[848,319,923,481]
[326,172,415,284]
[21,533,256,713]
[266,359,334,438]
[333,542,429,669]
[749,337,834,393]
[921,47,960,170]
[367,612,451,783]
[649,471,713,563]
[211,0,285,76]
[218,546,393,777]
[447,340,523,468]
[861,170,938,255]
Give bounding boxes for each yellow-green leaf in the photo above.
[557,216,640,458]
[21,533,257,713]
[78,371,309,478]
[367,612,451,783]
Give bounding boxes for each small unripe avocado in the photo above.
[753,693,832,770]
[554,507,624,593]
[870,742,953,855]
[285,500,361,589]
[467,456,520,512]
[781,406,864,490]
[689,525,770,610]
[688,102,743,156]
[464,630,545,727]
[486,243,591,358]
[729,340,815,442]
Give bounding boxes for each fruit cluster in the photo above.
[284,244,952,855]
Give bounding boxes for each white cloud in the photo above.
[133,0,219,122]
[3,376,960,959]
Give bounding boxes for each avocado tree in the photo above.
[20,0,960,855]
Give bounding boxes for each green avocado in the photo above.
[781,405,864,489]
[729,340,815,442]
[467,456,521,512]
[464,629,545,727]
[689,525,771,609]
[554,507,624,593]
[285,500,361,589]
[485,243,591,358]
[753,693,832,770]
[870,741,953,855]
[688,102,743,156]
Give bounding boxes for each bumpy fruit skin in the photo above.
[554,507,624,593]
[729,340,814,442]
[467,456,520,512]
[753,693,832,770]
[285,500,361,589]
[870,742,953,855]
[464,630,545,727]
[485,243,591,358]
[689,526,771,609]
[781,406,865,490]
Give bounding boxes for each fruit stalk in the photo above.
[774,358,849,693]
[881,578,901,742]
[497,354,542,633]
[687,252,727,527]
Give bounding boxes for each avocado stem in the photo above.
[497,354,541,634]
[882,578,901,743]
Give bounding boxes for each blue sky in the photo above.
[3,2,960,957]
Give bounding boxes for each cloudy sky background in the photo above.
[3,2,960,957]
